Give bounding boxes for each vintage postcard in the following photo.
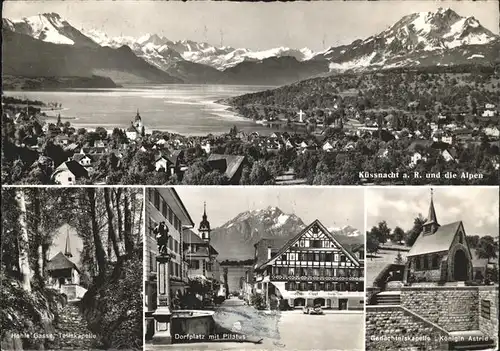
[2,1,499,185]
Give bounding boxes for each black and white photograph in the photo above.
[144,187,365,350]
[2,1,499,185]
[0,187,144,350]
[365,186,499,351]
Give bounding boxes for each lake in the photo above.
[4,84,278,136]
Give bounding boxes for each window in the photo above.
[168,208,173,225]
[311,240,321,248]
[416,257,421,270]
[162,200,168,219]
[325,253,332,261]
[281,254,287,261]
[432,255,439,269]
[334,254,339,262]
[289,268,295,275]
[481,300,491,319]
[148,217,156,237]
[340,255,346,262]
[68,177,73,182]
[149,254,154,272]
[423,256,429,269]
[189,260,200,269]
[154,190,160,210]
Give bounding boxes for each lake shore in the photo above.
[4,85,283,136]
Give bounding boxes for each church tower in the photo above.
[198,202,211,243]
[64,230,73,258]
[133,109,143,131]
[422,189,440,236]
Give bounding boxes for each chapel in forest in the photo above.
[46,231,81,288]
[404,190,473,283]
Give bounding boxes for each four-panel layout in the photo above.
[1,1,499,350]
[1,186,498,351]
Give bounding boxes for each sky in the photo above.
[367,187,499,237]
[48,223,83,267]
[175,186,365,233]
[3,0,499,51]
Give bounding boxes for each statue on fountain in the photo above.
[153,222,170,257]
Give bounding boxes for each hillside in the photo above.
[225,63,499,119]
[3,75,118,90]
[2,29,182,85]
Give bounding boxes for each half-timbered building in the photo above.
[253,220,364,310]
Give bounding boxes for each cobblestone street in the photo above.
[146,297,364,351]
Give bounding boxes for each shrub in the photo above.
[250,293,266,310]
[81,249,142,350]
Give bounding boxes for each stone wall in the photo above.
[478,286,499,345]
[401,286,479,332]
[366,287,381,305]
[365,305,449,351]
[412,268,441,282]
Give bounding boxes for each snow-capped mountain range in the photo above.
[209,206,363,261]
[84,30,317,71]
[328,225,362,237]
[317,7,499,71]
[3,8,498,86]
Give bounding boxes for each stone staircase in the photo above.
[374,291,401,305]
[55,300,97,350]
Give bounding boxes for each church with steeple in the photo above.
[405,189,473,283]
[46,230,84,298]
[183,202,220,282]
[126,109,145,141]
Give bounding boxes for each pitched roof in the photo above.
[183,229,219,256]
[257,220,360,270]
[52,160,89,180]
[184,229,205,245]
[407,140,433,152]
[254,236,295,268]
[408,221,462,257]
[207,154,246,181]
[46,252,80,272]
[167,150,183,165]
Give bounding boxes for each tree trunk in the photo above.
[104,188,120,259]
[136,196,143,247]
[16,190,32,292]
[87,188,107,279]
[32,189,44,283]
[123,189,135,256]
[115,189,124,241]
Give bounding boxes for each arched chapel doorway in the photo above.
[453,249,469,281]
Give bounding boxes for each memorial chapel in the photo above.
[405,191,473,283]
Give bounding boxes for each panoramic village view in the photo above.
[144,187,365,350]
[365,187,499,351]
[2,1,500,185]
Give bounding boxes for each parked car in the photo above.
[303,304,324,315]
